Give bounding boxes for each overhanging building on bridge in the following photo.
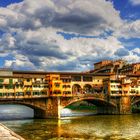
[0,60,140,118]
[0,62,139,99]
[0,70,111,98]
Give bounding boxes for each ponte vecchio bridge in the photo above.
[0,70,140,119]
[0,90,140,119]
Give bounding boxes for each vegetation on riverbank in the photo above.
[66,101,97,110]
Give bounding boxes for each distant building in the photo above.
[90,59,140,75]
[90,59,125,74]
[119,63,140,74]
[94,60,112,70]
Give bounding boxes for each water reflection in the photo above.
[1,115,140,140]
[61,108,72,117]
[1,105,140,140]
[61,108,97,117]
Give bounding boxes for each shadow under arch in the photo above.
[131,98,140,110]
[63,97,117,115]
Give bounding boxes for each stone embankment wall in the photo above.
[0,123,25,140]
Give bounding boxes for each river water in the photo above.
[0,105,140,140]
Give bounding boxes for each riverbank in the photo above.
[0,123,25,140]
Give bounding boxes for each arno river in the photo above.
[1,105,140,140]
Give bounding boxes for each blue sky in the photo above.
[0,0,23,7]
[0,0,140,71]
[113,0,140,19]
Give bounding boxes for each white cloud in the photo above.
[130,0,140,5]
[3,27,124,71]
[0,0,139,71]
[0,0,122,35]
[123,52,140,63]
[4,53,36,70]
[114,20,140,39]
[132,48,140,54]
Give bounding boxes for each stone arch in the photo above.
[0,101,46,118]
[131,98,140,113]
[83,84,93,94]
[131,98,140,107]
[63,98,116,108]
[0,101,46,110]
[61,97,117,114]
[72,84,82,94]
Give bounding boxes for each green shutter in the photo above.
[8,79,13,89]
[0,84,3,89]
[0,79,3,83]
[9,84,13,89]
[9,79,13,84]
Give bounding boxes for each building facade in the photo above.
[0,60,140,99]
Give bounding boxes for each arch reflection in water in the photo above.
[0,104,34,120]
[61,108,72,117]
[61,109,97,117]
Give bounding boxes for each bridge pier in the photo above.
[119,96,131,114]
[96,96,132,115]
[34,97,61,119]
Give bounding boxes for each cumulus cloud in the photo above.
[123,52,140,63]
[0,0,139,71]
[132,48,140,55]
[114,20,140,39]
[129,0,140,6]
[0,0,123,34]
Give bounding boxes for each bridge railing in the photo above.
[0,92,107,99]
[72,92,106,99]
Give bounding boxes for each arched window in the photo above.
[72,84,82,94]
[83,84,93,94]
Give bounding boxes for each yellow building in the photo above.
[103,73,140,97]
[0,70,49,98]
[46,72,110,96]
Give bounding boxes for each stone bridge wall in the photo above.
[0,94,137,119]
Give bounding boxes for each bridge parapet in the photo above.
[0,95,49,100]
[71,93,106,100]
